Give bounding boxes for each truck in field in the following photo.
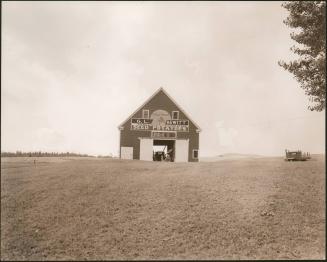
[285,149,311,161]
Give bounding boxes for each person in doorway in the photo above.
[166,149,173,162]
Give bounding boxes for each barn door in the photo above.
[140,138,153,161]
[175,139,189,162]
[121,147,133,160]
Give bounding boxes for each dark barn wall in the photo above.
[119,90,200,162]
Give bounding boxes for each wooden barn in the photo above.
[118,87,201,162]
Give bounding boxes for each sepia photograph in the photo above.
[1,1,325,260]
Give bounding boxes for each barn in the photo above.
[118,87,201,162]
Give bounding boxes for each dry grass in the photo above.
[1,155,325,260]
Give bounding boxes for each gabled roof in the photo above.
[118,87,201,132]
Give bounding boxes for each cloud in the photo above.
[35,128,66,151]
[215,121,238,148]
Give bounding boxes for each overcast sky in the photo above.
[2,1,325,157]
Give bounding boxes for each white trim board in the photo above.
[117,87,201,132]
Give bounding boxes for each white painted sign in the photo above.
[131,109,189,132]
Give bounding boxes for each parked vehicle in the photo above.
[153,151,166,161]
[285,149,311,161]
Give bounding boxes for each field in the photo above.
[1,155,325,260]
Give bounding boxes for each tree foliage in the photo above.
[279,1,326,111]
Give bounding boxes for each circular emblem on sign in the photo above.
[151,110,171,128]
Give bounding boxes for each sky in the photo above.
[2,1,325,157]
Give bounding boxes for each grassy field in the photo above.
[1,155,325,260]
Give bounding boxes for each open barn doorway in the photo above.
[153,140,175,162]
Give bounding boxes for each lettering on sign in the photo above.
[152,125,189,132]
[131,118,153,130]
[152,131,177,139]
[131,119,153,124]
[130,109,189,132]
[166,120,189,125]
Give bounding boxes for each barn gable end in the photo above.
[118,87,201,132]
[118,87,201,162]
